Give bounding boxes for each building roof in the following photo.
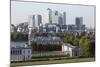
[32,36,62,45]
[62,43,76,48]
[11,41,31,49]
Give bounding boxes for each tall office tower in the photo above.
[58,14,63,25]
[76,17,83,26]
[28,15,35,28]
[63,12,66,25]
[52,11,59,24]
[37,15,42,26]
[75,17,83,30]
[47,8,52,24]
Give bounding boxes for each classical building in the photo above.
[11,42,32,61]
[31,36,83,57]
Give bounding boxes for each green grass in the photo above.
[11,57,95,67]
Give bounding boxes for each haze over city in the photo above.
[11,1,95,28]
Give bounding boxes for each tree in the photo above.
[11,32,28,41]
[63,35,74,45]
[73,38,79,46]
[11,32,17,41]
[89,40,95,57]
[31,42,37,52]
[79,36,91,57]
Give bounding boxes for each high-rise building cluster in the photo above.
[28,8,85,33]
[11,8,86,33]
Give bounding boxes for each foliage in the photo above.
[79,36,94,57]
[11,32,28,41]
[31,42,61,52]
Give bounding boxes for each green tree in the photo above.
[73,38,79,46]
[89,40,95,57]
[79,36,91,57]
[11,32,28,41]
[31,42,37,52]
[11,32,17,41]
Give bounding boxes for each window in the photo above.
[28,50,30,54]
[11,50,13,55]
[28,55,30,59]
[20,50,22,54]
[23,50,25,54]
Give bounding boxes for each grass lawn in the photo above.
[11,57,95,67]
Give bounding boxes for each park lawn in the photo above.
[11,57,95,67]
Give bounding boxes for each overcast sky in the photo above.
[11,1,95,28]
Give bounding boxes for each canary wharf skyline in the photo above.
[11,1,95,28]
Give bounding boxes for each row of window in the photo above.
[11,49,31,55]
[37,41,61,44]
[11,50,22,55]
[11,55,31,61]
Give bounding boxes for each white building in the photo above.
[62,43,83,57]
[11,42,32,61]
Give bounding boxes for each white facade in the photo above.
[28,15,35,28]
[11,48,32,61]
[11,42,32,61]
[62,43,83,57]
[52,11,59,24]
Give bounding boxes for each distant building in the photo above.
[47,8,52,24]
[62,12,66,25]
[28,15,35,28]
[45,23,59,33]
[52,11,59,24]
[58,14,63,25]
[75,17,85,32]
[47,8,66,25]
[68,24,76,32]
[11,24,16,32]
[58,25,67,32]
[37,15,42,26]
[75,17,83,30]
[76,17,83,26]
[17,22,28,33]
[28,14,43,32]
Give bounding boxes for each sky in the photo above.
[11,1,95,28]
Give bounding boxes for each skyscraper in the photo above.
[58,15,63,25]
[37,15,42,26]
[63,12,66,25]
[28,15,35,28]
[76,17,83,26]
[75,17,85,32]
[47,8,52,24]
[52,10,59,24]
